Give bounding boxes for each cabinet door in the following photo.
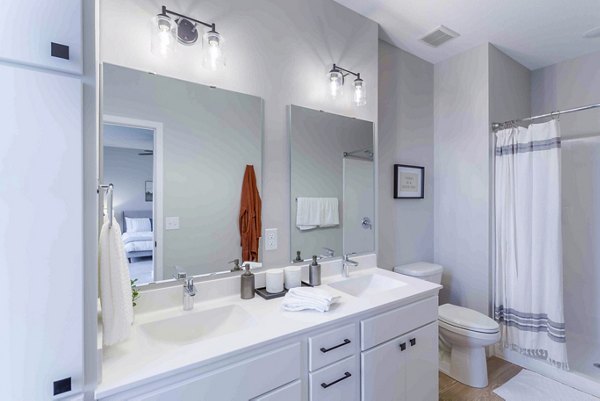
[251,380,302,401]
[0,65,83,399]
[405,322,438,401]
[361,336,407,401]
[0,0,82,73]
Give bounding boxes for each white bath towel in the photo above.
[99,217,133,346]
[282,287,339,312]
[296,197,339,231]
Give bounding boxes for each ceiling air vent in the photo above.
[420,25,460,47]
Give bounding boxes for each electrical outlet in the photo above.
[265,228,278,251]
[165,216,180,230]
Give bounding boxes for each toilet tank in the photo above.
[394,262,443,284]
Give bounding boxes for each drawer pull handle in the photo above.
[399,342,407,351]
[321,372,352,389]
[410,338,416,347]
[320,338,351,353]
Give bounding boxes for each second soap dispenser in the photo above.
[308,255,321,286]
[240,263,255,299]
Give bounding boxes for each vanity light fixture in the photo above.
[150,6,225,70]
[327,64,366,106]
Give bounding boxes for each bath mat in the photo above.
[493,370,599,401]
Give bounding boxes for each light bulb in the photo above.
[353,77,366,106]
[328,68,343,98]
[151,13,176,57]
[203,30,225,71]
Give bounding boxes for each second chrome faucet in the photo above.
[174,268,196,311]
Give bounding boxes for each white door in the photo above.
[361,336,407,401]
[343,157,375,254]
[0,64,83,400]
[405,322,438,401]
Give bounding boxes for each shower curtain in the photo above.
[494,119,568,369]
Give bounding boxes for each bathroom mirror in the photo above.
[289,105,375,262]
[101,63,263,285]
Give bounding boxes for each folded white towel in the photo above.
[99,217,133,346]
[282,287,340,312]
[296,197,339,231]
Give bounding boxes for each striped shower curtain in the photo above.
[494,119,569,369]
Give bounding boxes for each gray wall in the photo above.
[434,44,530,314]
[103,147,153,223]
[103,64,263,276]
[532,50,600,138]
[377,40,434,271]
[289,105,373,260]
[531,49,600,345]
[434,44,490,313]
[101,0,379,268]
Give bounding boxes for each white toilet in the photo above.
[394,262,501,388]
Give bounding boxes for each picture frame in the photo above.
[145,180,153,202]
[394,164,424,199]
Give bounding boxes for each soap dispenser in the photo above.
[240,263,255,299]
[308,255,321,286]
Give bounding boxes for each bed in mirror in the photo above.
[101,63,264,285]
[289,105,375,262]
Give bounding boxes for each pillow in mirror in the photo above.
[125,217,152,233]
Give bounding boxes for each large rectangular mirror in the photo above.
[289,105,375,262]
[102,64,263,284]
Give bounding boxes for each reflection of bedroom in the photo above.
[103,124,154,284]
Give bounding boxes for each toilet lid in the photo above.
[438,304,499,333]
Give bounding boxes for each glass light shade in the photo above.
[328,69,344,98]
[151,14,177,57]
[203,30,225,71]
[353,78,366,106]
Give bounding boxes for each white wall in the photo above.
[377,40,434,270]
[100,0,378,268]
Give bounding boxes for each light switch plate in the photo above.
[165,216,180,230]
[265,228,278,251]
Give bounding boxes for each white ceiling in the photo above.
[103,124,154,150]
[335,0,600,70]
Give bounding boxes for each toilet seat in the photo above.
[438,304,499,334]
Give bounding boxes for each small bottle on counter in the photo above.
[308,255,321,286]
[240,264,255,299]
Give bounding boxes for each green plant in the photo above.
[131,278,140,307]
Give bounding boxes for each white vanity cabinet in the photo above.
[0,0,82,73]
[98,294,439,401]
[361,297,439,401]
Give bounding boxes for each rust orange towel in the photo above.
[239,165,262,261]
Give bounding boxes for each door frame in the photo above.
[102,114,164,282]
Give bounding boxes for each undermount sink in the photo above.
[140,304,255,344]
[328,273,406,297]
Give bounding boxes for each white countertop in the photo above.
[96,255,441,398]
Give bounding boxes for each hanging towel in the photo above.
[99,217,133,346]
[494,120,568,369]
[239,165,262,262]
[282,287,340,312]
[296,197,339,230]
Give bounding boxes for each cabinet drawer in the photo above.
[309,356,359,401]
[131,343,301,401]
[251,380,302,401]
[309,323,358,371]
[361,297,437,350]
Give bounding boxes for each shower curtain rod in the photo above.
[491,102,600,131]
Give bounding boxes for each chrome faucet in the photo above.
[321,247,335,258]
[174,268,196,311]
[342,253,359,278]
